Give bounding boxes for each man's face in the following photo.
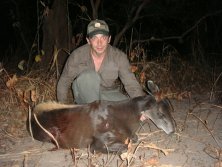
[87,34,111,56]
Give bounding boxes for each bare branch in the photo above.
[132,10,222,44]
[90,0,101,19]
[113,0,151,46]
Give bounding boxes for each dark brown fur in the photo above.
[29,95,175,154]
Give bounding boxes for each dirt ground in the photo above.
[0,93,222,167]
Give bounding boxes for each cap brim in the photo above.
[88,30,109,38]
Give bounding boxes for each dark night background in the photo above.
[1,2,222,166]
[0,0,222,74]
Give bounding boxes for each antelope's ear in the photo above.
[147,80,160,94]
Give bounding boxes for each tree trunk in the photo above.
[90,0,101,19]
[41,0,73,72]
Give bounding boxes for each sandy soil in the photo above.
[0,94,222,167]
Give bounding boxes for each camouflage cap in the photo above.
[87,19,109,37]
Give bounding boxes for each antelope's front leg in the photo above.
[91,131,128,154]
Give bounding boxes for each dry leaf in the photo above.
[154,91,164,101]
[16,89,24,101]
[31,89,38,102]
[35,54,42,62]
[145,156,159,166]
[6,74,18,89]
[214,161,222,167]
[18,60,26,70]
[120,152,135,161]
[80,5,87,12]
[41,49,45,56]
[129,50,136,61]
[131,65,138,73]
[127,139,133,152]
[204,145,221,160]
[140,72,146,84]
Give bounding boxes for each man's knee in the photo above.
[72,70,101,104]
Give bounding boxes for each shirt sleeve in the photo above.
[56,52,79,103]
[118,52,145,98]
